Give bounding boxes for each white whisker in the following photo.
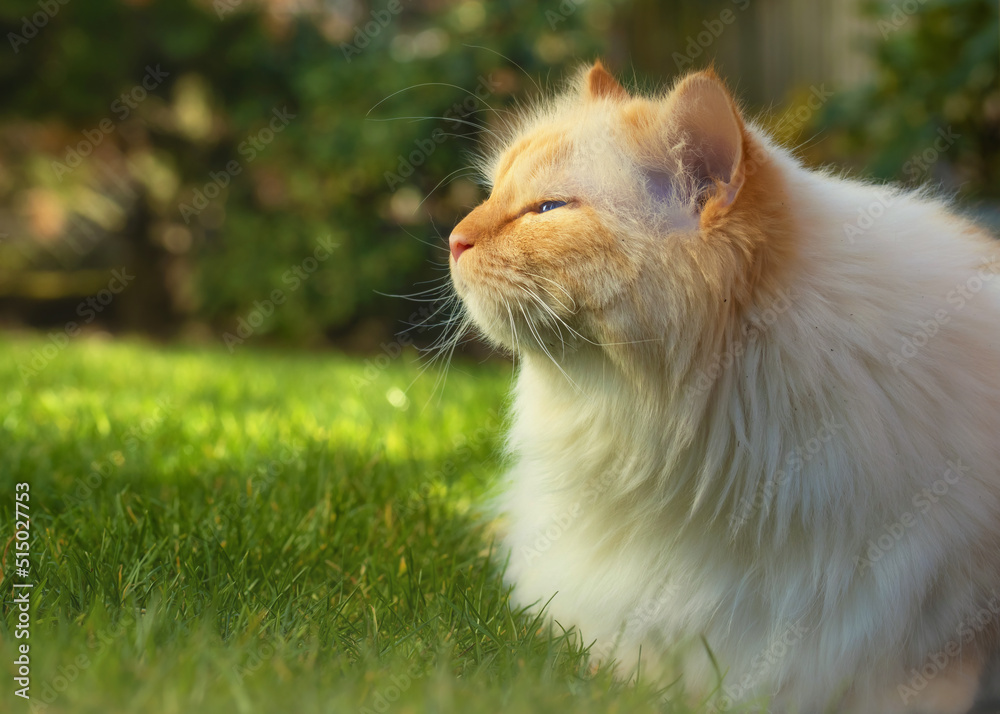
[517,303,581,393]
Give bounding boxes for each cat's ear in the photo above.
[668,70,746,214]
[583,60,629,101]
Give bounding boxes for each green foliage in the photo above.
[816,0,1000,200]
[0,0,618,344]
[0,335,712,713]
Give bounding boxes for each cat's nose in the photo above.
[449,232,474,262]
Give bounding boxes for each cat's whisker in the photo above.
[413,298,466,344]
[412,273,451,286]
[407,317,464,339]
[464,105,520,123]
[405,332,450,406]
[410,297,474,413]
[396,290,462,335]
[425,212,445,239]
[367,115,501,143]
[523,272,578,312]
[534,310,567,359]
[407,289,457,340]
[461,43,543,97]
[390,293,454,305]
[786,128,827,159]
[394,224,452,254]
[367,114,484,129]
[518,303,582,394]
[392,277,452,293]
[517,285,575,356]
[432,325,466,406]
[418,168,482,210]
[366,82,504,119]
[499,293,520,358]
[423,216,465,270]
[516,284,662,350]
[408,296,462,325]
[375,283,453,301]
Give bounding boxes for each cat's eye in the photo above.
[538,200,567,213]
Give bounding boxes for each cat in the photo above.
[446,61,1000,714]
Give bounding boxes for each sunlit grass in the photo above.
[0,334,696,714]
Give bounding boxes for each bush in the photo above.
[0,0,617,344]
[815,0,1000,203]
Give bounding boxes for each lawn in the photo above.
[0,335,693,714]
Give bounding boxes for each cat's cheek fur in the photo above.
[453,203,634,351]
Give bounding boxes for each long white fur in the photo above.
[458,71,1000,714]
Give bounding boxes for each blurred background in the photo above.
[0,0,997,355]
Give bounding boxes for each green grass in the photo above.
[0,334,697,714]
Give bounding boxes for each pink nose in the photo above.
[449,232,474,262]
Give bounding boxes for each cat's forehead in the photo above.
[489,109,625,201]
[493,126,573,189]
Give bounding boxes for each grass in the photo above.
[0,334,696,714]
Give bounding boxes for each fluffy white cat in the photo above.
[447,61,1000,714]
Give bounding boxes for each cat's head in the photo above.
[449,62,790,374]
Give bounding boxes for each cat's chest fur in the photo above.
[496,287,1000,711]
[498,359,814,699]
